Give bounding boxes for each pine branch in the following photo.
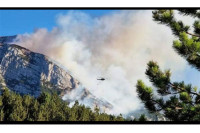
[186,31,200,38]
[169,82,200,96]
[150,99,165,111]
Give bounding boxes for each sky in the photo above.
[0,10,118,36]
[1,10,200,115]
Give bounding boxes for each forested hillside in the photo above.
[0,88,125,121]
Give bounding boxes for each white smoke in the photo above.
[13,10,191,115]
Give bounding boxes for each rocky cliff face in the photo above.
[0,43,80,97]
[0,36,112,111]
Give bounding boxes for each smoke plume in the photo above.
[13,10,189,115]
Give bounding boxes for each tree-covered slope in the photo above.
[0,88,124,121]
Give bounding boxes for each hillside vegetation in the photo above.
[0,88,125,121]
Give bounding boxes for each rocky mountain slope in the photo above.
[0,36,112,111]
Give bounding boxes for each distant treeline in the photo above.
[0,88,128,121]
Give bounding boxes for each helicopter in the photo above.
[97,77,106,81]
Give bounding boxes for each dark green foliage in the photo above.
[137,10,200,121]
[133,114,148,121]
[0,88,125,121]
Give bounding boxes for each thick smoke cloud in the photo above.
[14,10,188,115]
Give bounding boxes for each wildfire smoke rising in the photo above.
[14,10,188,115]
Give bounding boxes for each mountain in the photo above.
[0,36,112,111]
[0,35,17,44]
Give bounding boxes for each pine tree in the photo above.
[27,99,39,121]
[37,92,52,121]
[22,95,33,121]
[68,100,79,121]
[0,95,4,121]
[115,114,125,121]
[8,94,27,121]
[136,10,200,121]
[133,114,148,121]
[2,88,14,121]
